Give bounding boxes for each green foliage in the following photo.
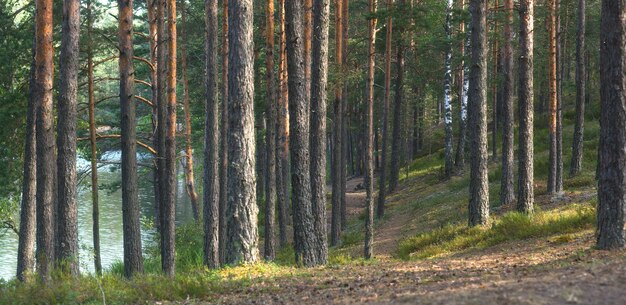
[397,203,596,260]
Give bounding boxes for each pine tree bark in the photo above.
[443,0,454,178]
[310,0,330,264]
[180,0,200,221]
[597,0,626,249]
[155,0,166,235]
[225,0,259,264]
[160,0,177,277]
[517,0,534,213]
[34,0,55,280]
[376,0,393,218]
[340,0,349,230]
[467,0,489,226]
[389,0,406,194]
[276,0,290,249]
[569,0,585,176]
[547,0,558,195]
[17,39,37,282]
[285,0,322,266]
[86,0,102,274]
[204,0,220,269]
[118,0,144,278]
[364,0,377,260]
[490,0,498,161]
[219,0,229,264]
[304,0,312,102]
[56,0,80,276]
[264,0,277,261]
[499,0,515,206]
[555,0,563,193]
[331,0,343,246]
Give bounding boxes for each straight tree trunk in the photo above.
[569,0,585,176]
[331,0,344,246]
[179,0,200,221]
[34,0,56,280]
[389,0,406,194]
[285,0,323,266]
[86,0,102,274]
[147,0,158,229]
[454,3,469,173]
[555,0,563,193]
[517,0,534,213]
[161,0,178,277]
[547,0,558,195]
[155,0,166,235]
[443,0,454,178]
[467,0,489,226]
[204,0,220,269]
[596,0,625,249]
[276,0,290,249]
[499,0,515,206]
[304,0,312,102]
[364,0,377,260]
[56,0,80,276]
[219,0,229,265]
[118,0,144,278]
[376,0,393,218]
[17,39,37,282]
[309,0,330,263]
[340,0,349,230]
[491,0,498,160]
[264,0,277,261]
[225,0,259,264]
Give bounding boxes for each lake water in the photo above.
[0,152,196,280]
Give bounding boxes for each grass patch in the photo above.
[397,202,595,260]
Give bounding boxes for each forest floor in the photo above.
[214,165,626,304]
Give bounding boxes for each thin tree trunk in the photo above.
[309,0,330,264]
[285,0,322,266]
[155,0,166,236]
[180,0,199,221]
[56,0,80,276]
[454,2,469,173]
[499,0,515,206]
[87,0,102,273]
[596,0,625,249]
[467,0,489,226]
[161,0,177,277]
[147,0,159,257]
[443,0,454,178]
[218,0,229,265]
[340,0,349,230]
[376,0,392,218]
[276,0,290,249]
[263,0,277,261]
[331,0,344,246]
[203,0,220,269]
[389,0,405,194]
[547,0,558,195]
[34,0,55,280]
[491,0,498,161]
[364,0,377,260]
[118,0,143,278]
[569,0,585,176]
[225,0,259,264]
[517,0,534,213]
[17,38,37,282]
[555,0,564,193]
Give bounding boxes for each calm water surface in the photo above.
[0,152,196,280]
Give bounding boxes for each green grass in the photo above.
[397,202,596,260]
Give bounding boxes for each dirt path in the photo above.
[217,232,626,304]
